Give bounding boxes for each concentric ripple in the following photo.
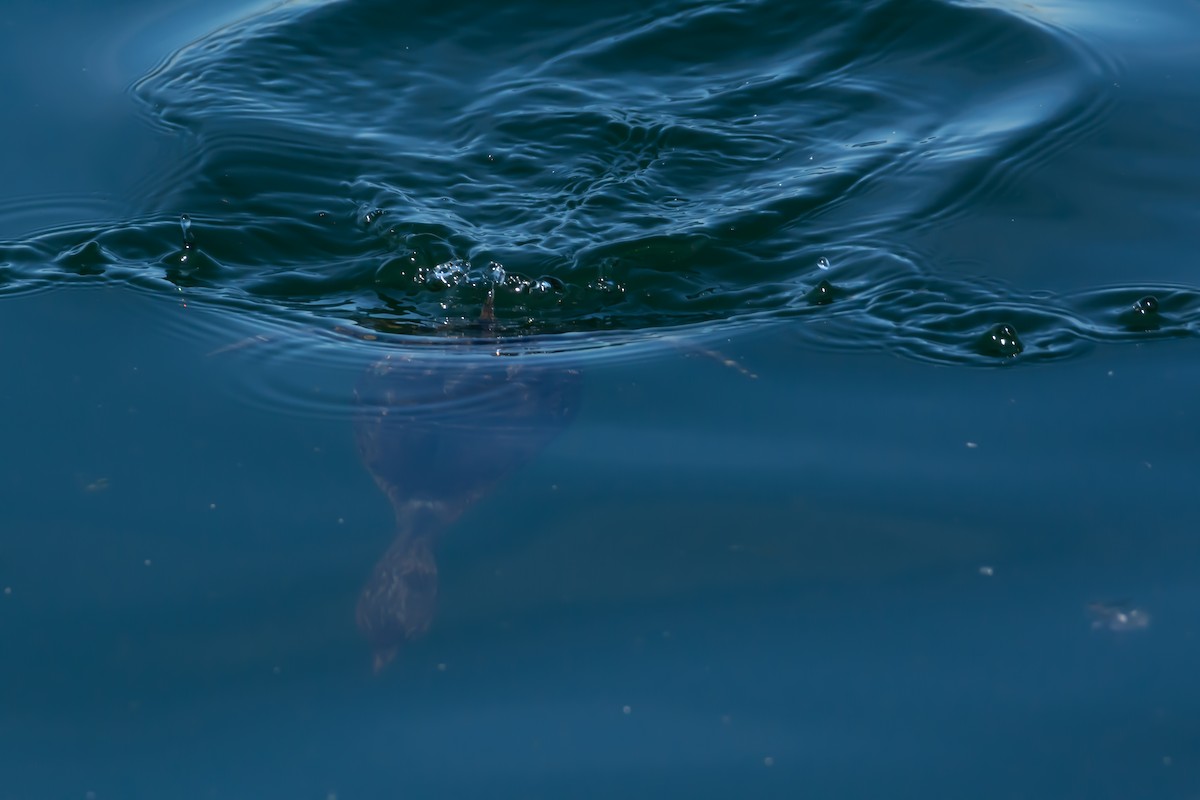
[2,0,1181,365]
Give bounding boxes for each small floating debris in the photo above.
[1087,600,1150,632]
[691,344,758,380]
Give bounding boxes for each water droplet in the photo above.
[817,256,831,270]
[806,279,836,305]
[981,323,1023,357]
[1133,295,1159,316]
[535,275,566,293]
[589,277,624,294]
[427,260,467,289]
[487,261,506,284]
[1121,295,1164,332]
[180,214,195,252]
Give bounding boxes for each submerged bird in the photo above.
[352,295,581,672]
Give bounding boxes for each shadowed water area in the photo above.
[2,0,1199,797]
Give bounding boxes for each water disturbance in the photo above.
[5,0,1187,366]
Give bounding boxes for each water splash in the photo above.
[979,323,1024,358]
[179,213,195,258]
[0,0,1179,368]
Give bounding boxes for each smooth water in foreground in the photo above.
[2,0,1199,798]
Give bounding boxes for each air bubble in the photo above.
[817,256,831,270]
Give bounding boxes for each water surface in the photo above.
[2,0,1200,797]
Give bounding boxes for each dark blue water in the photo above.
[2,0,1200,797]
